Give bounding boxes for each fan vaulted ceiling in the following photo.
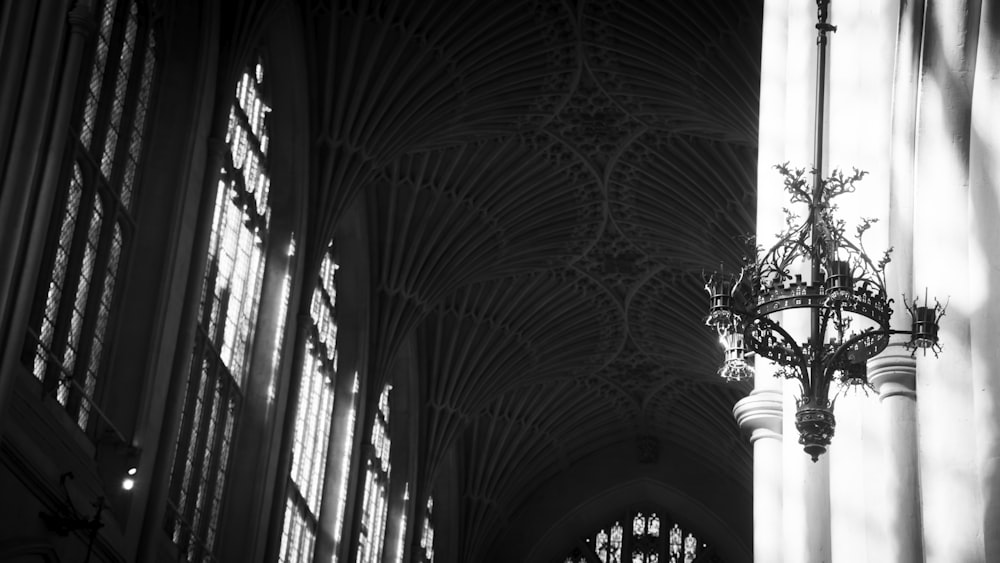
[297,0,762,560]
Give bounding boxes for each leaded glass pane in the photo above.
[28,0,156,436]
[166,61,270,562]
[100,1,138,178]
[80,0,118,148]
[668,523,682,560]
[122,29,156,209]
[566,515,712,563]
[357,385,392,563]
[420,496,435,562]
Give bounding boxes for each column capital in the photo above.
[67,2,97,37]
[733,389,783,443]
[868,343,917,401]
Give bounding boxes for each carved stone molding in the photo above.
[733,389,783,443]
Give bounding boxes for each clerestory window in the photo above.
[278,248,340,563]
[565,511,713,563]
[164,60,272,562]
[356,384,393,563]
[24,0,156,433]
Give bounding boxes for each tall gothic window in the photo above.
[278,249,339,563]
[25,0,156,432]
[164,61,272,562]
[356,384,392,563]
[419,496,435,563]
[564,512,710,563]
[332,371,360,557]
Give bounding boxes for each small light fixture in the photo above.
[122,466,137,491]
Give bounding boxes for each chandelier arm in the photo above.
[833,234,886,278]
[819,326,902,384]
[746,314,811,395]
[759,226,813,282]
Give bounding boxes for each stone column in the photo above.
[825,2,899,561]
[734,389,783,563]
[868,346,922,562]
[913,1,984,561]
[137,137,229,562]
[969,0,1000,558]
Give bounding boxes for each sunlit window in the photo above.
[419,496,435,563]
[25,0,156,432]
[279,248,340,563]
[165,60,271,562]
[356,384,392,563]
[332,372,360,561]
[571,512,710,563]
[594,521,624,563]
[393,483,410,563]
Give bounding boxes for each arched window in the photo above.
[357,384,392,563]
[24,0,156,432]
[278,247,339,563]
[165,60,272,562]
[419,496,436,563]
[565,512,712,563]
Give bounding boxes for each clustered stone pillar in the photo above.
[868,346,922,562]
[741,0,1000,561]
[734,388,783,563]
[970,1,1000,560]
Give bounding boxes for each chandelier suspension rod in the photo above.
[808,0,835,400]
[704,0,943,461]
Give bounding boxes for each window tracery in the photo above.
[570,512,711,563]
[165,59,271,562]
[26,0,156,432]
[279,248,339,563]
[356,384,392,563]
[419,496,435,562]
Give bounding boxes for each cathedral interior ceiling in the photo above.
[291,0,761,555]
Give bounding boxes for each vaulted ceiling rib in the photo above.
[304,0,762,559]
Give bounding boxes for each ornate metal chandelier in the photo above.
[705,0,945,461]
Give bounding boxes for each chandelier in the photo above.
[705,0,945,461]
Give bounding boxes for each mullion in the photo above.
[288,479,320,531]
[183,344,223,559]
[45,161,100,398]
[86,0,129,162]
[230,103,268,166]
[166,332,208,537]
[22,146,77,375]
[197,366,237,558]
[306,323,335,374]
[226,161,268,241]
[199,243,223,334]
[89,212,134,424]
[68,186,119,431]
[106,20,148,198]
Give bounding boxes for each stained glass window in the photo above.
[164,60,271,562]
[419,496,435,563]
[573,512,711,563]
[25,0,156,432]
[356,384,392,563]
[593,522,624,563]
[278,248,340,563]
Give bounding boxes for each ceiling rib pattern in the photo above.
[366,139,605,384]
[302,0,762,559]
[417,269,624,478]
[457,379,629,562]
[303,0,574,270]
